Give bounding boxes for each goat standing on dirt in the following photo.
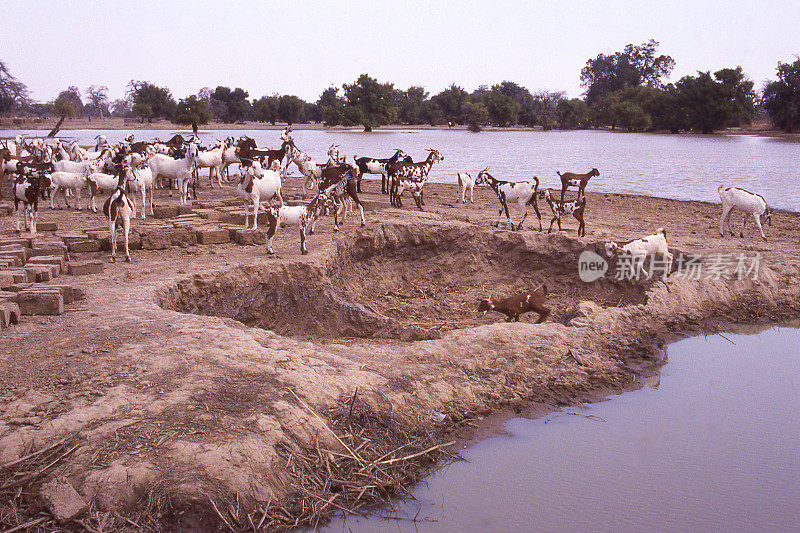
[558,168,599,201]
[605,228,672,279]
[542,189,587,237]
[478,286,550,323]
[103,166,135,263]
[457,171,476,204]
[475,168,542,231]
[718,185,771,240]
[265,194,330,255]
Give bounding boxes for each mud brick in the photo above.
[6,282,33,292]
[6,269,35,283]
[231,228,266,245]
[91,231,143,252]
[195,227,231,245]
[222,199,242,206]
[40,479,87,523]
[0,272,15,288]
[37,221,58,232]
[67,260,104,275]
[57,232,89,244]
[177,205,193,215]
[0,246,29,265]
[0,237,33,248]
[25,265,53,282]
[140,227,196,249]
[31,242,68,260]
[42,284,75,304]
[0,290,18,302]
[0,301,20,328]
[193,208,223,220]
[72,286,86,300]
[27,255,66,271]
[174,213,201,221]
[67,240,101,253]
[0,257,16,268]
[153,205,180,219]
[17,291,63,315]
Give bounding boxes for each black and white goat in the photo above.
[265,194,330,255]
[387,149,444,210]
[475,168,542,231]
[317,163,365,230]
[13,165,51,235]
[354,149,411,194]
[542,189,587,237]
[103,166,136,262]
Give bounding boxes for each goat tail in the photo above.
[556,171,562,177]
[718,184,725,197]
[656,227,666,238]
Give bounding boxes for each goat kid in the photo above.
[558,168,599,202]
[542,189,586,236]
[475,168,542,231]
[605,228,673,279]
[103,168,135,262]
[265,194,330,255]
[718,185,771,240]
[457,171,476,204]
[13,168,51,235]
[478,286,550,323]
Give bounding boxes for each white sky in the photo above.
[4,0,799,104]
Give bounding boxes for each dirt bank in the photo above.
[1,178,800,530]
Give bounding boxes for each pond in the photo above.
[325,326,800,532]
[3,128,800,211]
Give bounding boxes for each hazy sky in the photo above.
[4,1,799,104]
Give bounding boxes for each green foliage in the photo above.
[278,95,305,124]
[50,86,83,119]
[463,101,489,132]
[556,98,589,129]
[581,39,674,105]
[211,86,250,123]
[398,86,429,124]
[252,95,280,124]
[340,74,399,131]
[674,68,755,133]
[172,95,211,126]
[431,84,469,125]
[127,80,175,120]
[762,57,800,133]
[0,60,30,114]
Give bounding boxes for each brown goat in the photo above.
[558,168,599,202]
[478,286,550,323]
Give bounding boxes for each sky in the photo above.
[3,0,799,104]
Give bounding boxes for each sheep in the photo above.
[475,168,542,231]
[147,141,198,204]
[542,189,587,237]
[237,159,284,230]
[478,286,550,323]
[265,194,330,255]
[457,171,476,204]
[387,149,444,209]
[718,185,772,240]
[13,167,51,235]
[48,169,87,210]
[605,228,673,279]
[558,168,599,201]
[103,167,135,263]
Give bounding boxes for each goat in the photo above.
[354,149,411,194]
[194,144,225,187]
[237,159,284,230]
[475,168,542,231]
[542,189,587,237]
[87,170,119,213]
[558,168,599,201]
[94,134,108,152]
[103,166,135,262]
[123,164,156,219]
[718,185,771,240]
[317,163,365,230]
[236,138,291,176]
[605,228,673,279]
[286,140,324,197]
[478,286,550,323]
[457,171,476,203]
[13,166,51,235]
[388,149,444,209]
[48,169,87,210]
[265,194,330,255]
[147,141,198,204]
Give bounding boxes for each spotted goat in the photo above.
[475,168,542,231]
[265,194,331,255]
[353,149,411,194]
[387,149,444,210]
[542,188,587,237]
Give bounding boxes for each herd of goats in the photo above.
[0,130,775,320]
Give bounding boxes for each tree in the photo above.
[674,68,756,133]
[397,86,429,124]
[762,57,800,133]
[253,95,280,124]
[317,86,346,126]
[556,98,590,129]
[431,84,469,125]
[480,90,519,127]
[529,90,564,129]
[51,86,84,119]
[0,60,30,114]
[110,99,131,118]
[127,80,175,121]
[172,95,212,126]
[278,95,306,124]
[581,39,674,105]
[463,101,489,132]
[341,74,399,131]
[85,85,109,119]
[210,86,251,123]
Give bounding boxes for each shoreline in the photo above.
[1,181,799,530]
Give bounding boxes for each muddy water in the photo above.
[325,326,800,532]
[4,128,800,210]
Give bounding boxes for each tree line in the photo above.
[1,42,799,133]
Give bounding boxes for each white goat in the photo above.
[718,185,771,240]
[605,228,673,279]
[103,171,135,263]
[194,144,225,187]
[237,160,284,230]
[87,170,119,212]
[288,143,323,197]
[265,194,329,255]
[457,171,476,203]
[124,165,156,219]
[148,142,198,204]
[48,170,87,210]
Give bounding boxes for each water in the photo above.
[3,129,800,211]
[326,326,800,532]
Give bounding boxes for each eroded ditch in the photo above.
[157,223,650,340]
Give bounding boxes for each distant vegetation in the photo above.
[2,44,799,133]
